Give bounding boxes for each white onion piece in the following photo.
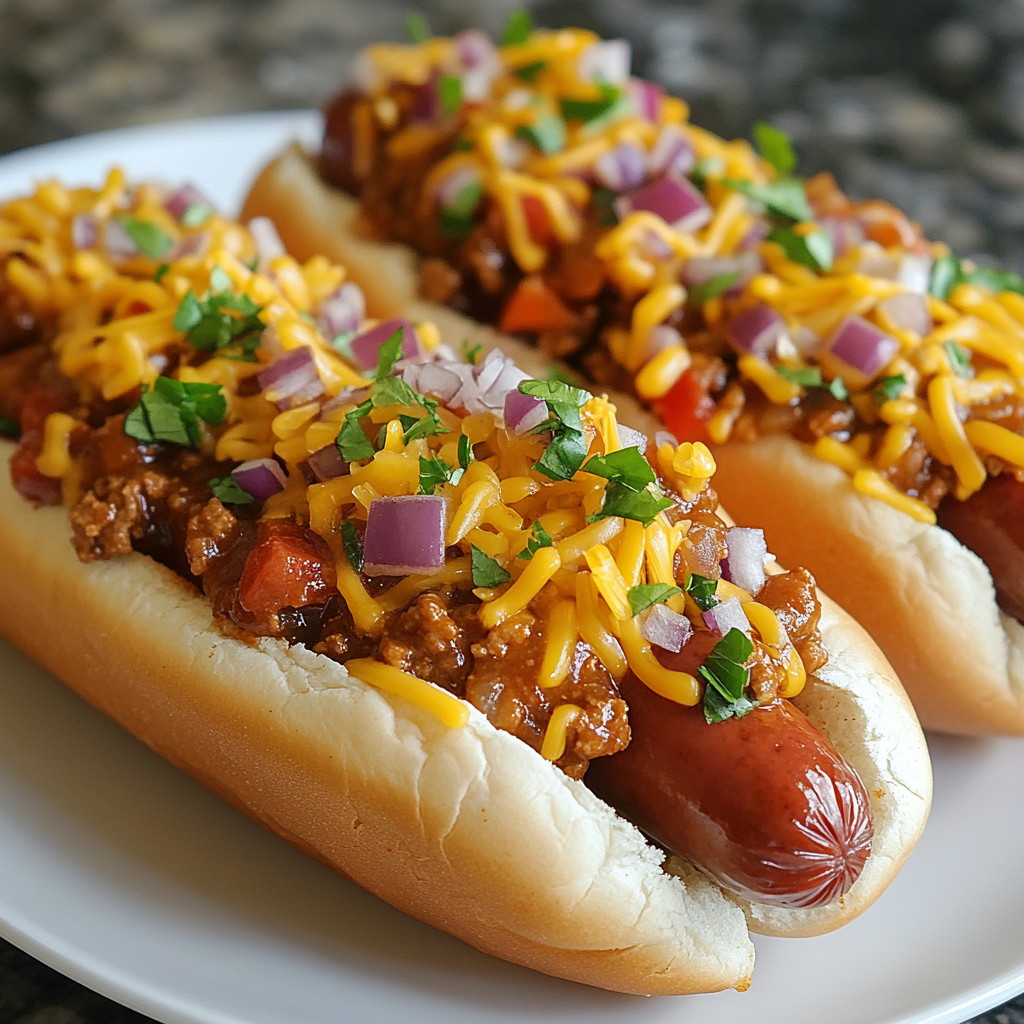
[738,220,770,252]
[307,444,349,482]
[258,346,322,406]
[879,292,931,336]
[897,252,932,294]
[647,124,694,177]
[827,316,900,377]
[854,242,898,280]
[684,251,762,289]
[416,362,465,404]
[350,318,422,369]
[629,78,665,124]
[818,216,866,258]
[435,165,480,208]
[614,177,712,234]
[726,304,785,358]
[617,424,648,454]
[363,495,447,576]
[578,39,631,85]
[641,324,684,365]
[456,30,501,102]
[790,326,822,359]
[594,143,647,193]
[655,430,679,449]
[504,389,549,435]
[104,219,138,259]
[248,216,286,269]
[702,596,751,637]
[721,527,768,598]
[640,603,692,653]
[318,282,365,339]
[71,213,98,250]
[164,184,210,221]
[232,458,287,501]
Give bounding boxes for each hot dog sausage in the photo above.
[938,472,1024,622]
[585,632,873,907]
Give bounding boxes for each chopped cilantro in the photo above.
[0,414,20,439]
[418,455,463,494]
[471,545,511,588]
[518,520,553,560]
[116,214,173,259]
[945,339,971,377]
[518,378,591,481]
[753,120,798,177]
[340,520,364,573]
[461,339,482,365]
[502,7,532,45]
[154,262,170,283]
[767,226,833,272]
[208,475,254,505]
[336,399,375,462]
[438,74,463,118]
[374,327,405,381]
[690,156,725,190]
[627,583,682,616]
[181,202,214,227]
[405,11,431,42]
[699,628,757,724]
[560,82,623,124]
[929,255,961,300]
[173,276,265,362]
[963,265,1024,295]
[124,377,226,447]
[458,433,473,471]
[721,178,813,223]
[873,373,908,405]
[775,365,848,400]
[597,481,673,526]
[582,446,656,491]
[688,271,740,305]
[514,60,547,82]
[592,186,618,227]
[686,572,718,612]
[515,112,566,154]
[331,331,356,361]
[439,179,483,239]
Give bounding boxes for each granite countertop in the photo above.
[1,0,1023,1020]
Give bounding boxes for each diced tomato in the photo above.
[522,195,558,247]
[499,275,578,335]
[123,300,152,317]
[659,367,716,444]
[855,199,919,249]
[804,172,853,219]
[238,521,338,619]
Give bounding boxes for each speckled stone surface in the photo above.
[0,0,1022,1020]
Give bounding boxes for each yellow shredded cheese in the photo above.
[540,703,583,761]
[344,659,470,728]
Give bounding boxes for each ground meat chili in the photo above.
[317,16,1024,623]
[3,172,876,908]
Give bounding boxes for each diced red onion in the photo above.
[879,292,931,336]
[578,39,631,85]
[897,253,932,294]
[350,319,422,370]
[232,458,287,501]
[640,603,692,653]
[614,177,712,234]
[410,76,442,124]
[655,430,679,449]
[738,220,771,252]
[702,596,751,638]
[318,282,365,339]
[363,495,447,576]
[415,362,465,404]
[320,385,371,418]
[474,347,508,393]
[456,30,501,102]
[167,231,209,260]
[726,304,785,358]
[105,219,138,259]
[827,316,899,378]
[647,124,694,177]
[71,213,97,250]
[642,324,684,364]
[435,165,481,209]
[504,389,549,435]
[855,243,898,280]
[818,216,866,259]
[307,443,349,482]
[721,527,768,598]
[684,251,762,289]
[165,184,210,221]
[628,78,665,123]
[278,377,326,410]
[248,216,286,267]
[258,346,323,407]
[477,357,530,411]
[594,143,647,193]
[617,424,648,453]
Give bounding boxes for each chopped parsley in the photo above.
[173,270,265,361]
[340,520,364,573]
[690,156,725,190]
[514,60,547,83]
[461,339,482,365]
[116,214,173,259]
[944,339,971,377]
[930,253,1024,300]
[518,520,553,560]
[502,7,533,45]
[0,414,20,439]
[124,377,226,447]
[775,365,848,401]
[471,545,511,588]
[405,11,431,42]
[181,202,214,227]
[515,112,566,154]
[929,255,960,300]
[688,271,740,305]
[700,628,757,724]
[336,399,375,461]
[583,445,672,527]
[591,186,618,227]
[517,378,591,481]
[720,178,813,223]
[685,572,718,612]
[627,583,682,616]
[439,179,483,239]
[458,433,473,471]
[154,262,170,283]
[753,120,798,177]
[873,373,908,404]
[438,74,463,118]
[418,455,463,494]
[208,475,254,505]
[560,83,629,127]
[963,264,1024,295]
[597,483,673,527]
[583,446,656,490]
[767,225,833,273]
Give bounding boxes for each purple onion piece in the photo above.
[277,376,326,410]
[628,78,665,124]
[738,219,770,252]
[455,28,496,69]
[721,527,768,598]
[257,346,321,404]
[410,76,442,124]
[594,143,648,193]
[827,316,900,378]
[702,596,751,637]
[505,389,549,435]
[307,443,349,482]
[647,124,694,177]
[416,362,465,404]
[617,424,648,454]
[232,458,287,501]
[640,603,692,653]
[614,176,712,234]
[363,495,447,576]
[879,292,932,336]
[350,318,422,370]
[726,304,785,358]
[105,219,138,259]
[164,184,210,221]
[248,216,286,265]
[71,213,98,250]
[318,282,365,339]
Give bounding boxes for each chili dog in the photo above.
[0,172,930,995]
[242,14,1024,735]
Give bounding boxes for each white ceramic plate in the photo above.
[1,112,1023,1024]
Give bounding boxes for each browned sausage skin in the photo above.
[586,633,873,908]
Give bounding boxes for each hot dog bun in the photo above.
[242,141,1023,737]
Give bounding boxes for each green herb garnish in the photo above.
[336,399,375,462]
[690,156,725,190]
[438,74,463,118]
[720,178,813,223]
[418,455,463,494]
[963,265,1024,295]
[0,415,20,439]
[208,475,254,505]
[173,273,265,362]
[592,186,618,227]
[518,378,591,481]
[929,254,960,300]
[944,339,971,377]
[514,60,547,82]
[502,7,532,45]
[340,520,364,573]
[583,446,672,527]
[458,433,473,471]
[124,377,226,447]
[518,520,553,560]
[873,373,908,405]
[753,120,798,177]
[688,271,740,305]
[116,214,173,259]
[471,545,511,587]
[560,82,624,124]
[775,365,848,401]
[700,628,757,724]
[766,226,833,272]
[685,572,718,611]
[627,583,682,616]
[154,263,170,283]
[461,339,482,365]
[439,180,483,239]
[515,112,566,154]
[181,202,214,227]
[583,446,656,490]
[405,11,431,42]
